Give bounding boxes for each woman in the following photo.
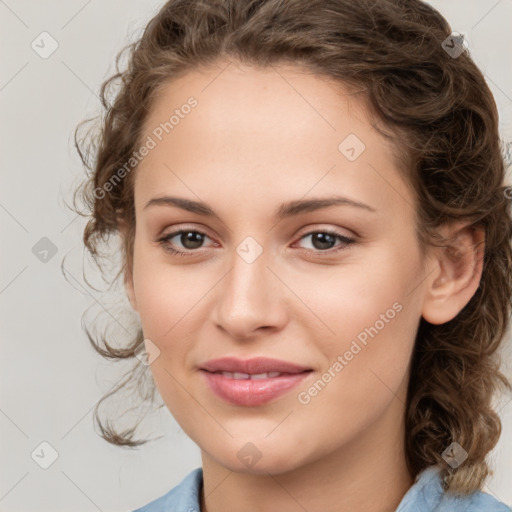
[72,0,512,510]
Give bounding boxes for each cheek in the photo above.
[300,244,420,341]
[131,243,199,338]
[296,283,419,449]
[300,244,422,396]
[132,257,198,411]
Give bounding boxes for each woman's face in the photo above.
[125,60,431,474]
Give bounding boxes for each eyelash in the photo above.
[157,228,356,257]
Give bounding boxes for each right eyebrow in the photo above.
[143,196,222,221]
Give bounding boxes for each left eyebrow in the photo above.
[275,196,377,218]
[142,194,377,219]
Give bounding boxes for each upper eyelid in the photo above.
[159,226,355,249]
[159,228,215,246]
[159,221,355,237]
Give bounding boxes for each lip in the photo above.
[200,357,313,406]
[200,356,311,374]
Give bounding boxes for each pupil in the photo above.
[313,233,335,250]
[182,232,204,249]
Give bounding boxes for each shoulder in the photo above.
[397,465,511,512]
[131,467,203,512]
[461,489,511,512]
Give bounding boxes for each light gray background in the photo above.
[1,1,511,511]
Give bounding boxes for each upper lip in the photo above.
[200,357,312,374]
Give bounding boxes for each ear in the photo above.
[118,218,138,312]
[421,221,485,325]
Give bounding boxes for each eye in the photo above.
[157,229,214,256]
[157,228,356,257]
[294,230,356,254]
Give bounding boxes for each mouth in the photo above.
[207,370,290,379]
[199,357,313,406]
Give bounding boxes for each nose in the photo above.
[213,244,287,340]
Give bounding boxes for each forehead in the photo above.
[142,61,378,152]
[135,61,414,219]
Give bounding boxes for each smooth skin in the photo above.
[122,60,484,512]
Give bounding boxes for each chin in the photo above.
[205,438,310,476]
[227,456,303,476]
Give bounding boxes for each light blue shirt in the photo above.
[132,464,511,511]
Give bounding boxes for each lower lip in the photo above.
[201,371,311,406]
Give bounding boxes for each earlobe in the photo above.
[421,222,485,325]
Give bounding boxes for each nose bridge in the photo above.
[215,235,282,335]
[225,237,271,308]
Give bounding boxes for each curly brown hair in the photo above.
[70,0,512,494]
